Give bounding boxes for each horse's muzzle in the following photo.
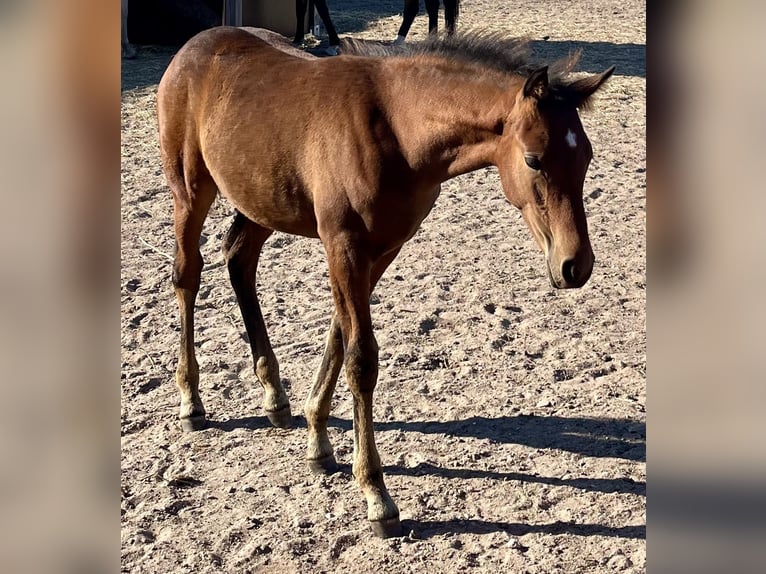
[547,252,594,289]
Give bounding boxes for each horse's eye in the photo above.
[524,155,542,171]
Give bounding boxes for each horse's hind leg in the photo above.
[223,212,292,428]
[168,166,216,431]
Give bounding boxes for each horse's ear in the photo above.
[523,66,549,100]
[568,66,616,108]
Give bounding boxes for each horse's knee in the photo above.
[172,250,203,291]
[346,337,379,393]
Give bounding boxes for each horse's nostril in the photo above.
[561,259,577,285]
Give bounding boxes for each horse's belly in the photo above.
[203,141,320,237]
[219,180,320,238]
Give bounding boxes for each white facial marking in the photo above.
[566,129,577,149]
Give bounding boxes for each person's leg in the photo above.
[396,0,420,43]
[425,0,439,34]
[444,0,459,35]
[314,0,340,46]
[294,0,308,44]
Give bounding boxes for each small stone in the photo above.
[242,485,255,493]
[293,517,313,529]
[133,529,155,544]
[607,552,631,569]
[246,516,263,530]
[329,533,357,559]
[253,544,272,555]
[166,475,202,489]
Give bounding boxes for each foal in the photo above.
[157,27,613,537]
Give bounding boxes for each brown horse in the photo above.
[157,26,613,538]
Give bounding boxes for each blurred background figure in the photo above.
[394,0,460,45]
[121,0,137,58]
[294,0,341,55]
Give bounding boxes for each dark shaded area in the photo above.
[330,0,404,33]
[387,462,645,496]
[206,413,642,513]
[528,40,645,78]
[210,413,644,463]
[127,0,221,45]
[207,414,274,432]
[328,414,645,462]
[403,518,645,539]
[121,47,176,92]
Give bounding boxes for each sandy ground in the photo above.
[121,1,645,572]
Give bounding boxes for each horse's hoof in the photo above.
[307,455,338,475]
[180,415,207,432]
[265,405,293,429]
[369,516,403,539]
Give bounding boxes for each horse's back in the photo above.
[157,27,328,236]
[157,26,403,240]
[158,27,303,104]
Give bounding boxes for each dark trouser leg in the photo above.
[397,0,420,38]
[314,0,340,45]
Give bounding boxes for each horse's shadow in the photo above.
[400,518,645,540]
[420,415,638,459]
[386,461,644,497]
[214,413,645,460]
[210,412,645,539]
[213,412,645,496]
[329,414,645,462]
[207,415,274,432]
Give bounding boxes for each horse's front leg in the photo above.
[305,246,402,475]
[323,234,402,538]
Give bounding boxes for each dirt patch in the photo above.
[121,1,645,572]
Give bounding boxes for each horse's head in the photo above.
[496,64,614,289]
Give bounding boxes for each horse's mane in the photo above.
[340,30,599,109]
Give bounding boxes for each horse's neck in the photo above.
[382,59,511,181]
